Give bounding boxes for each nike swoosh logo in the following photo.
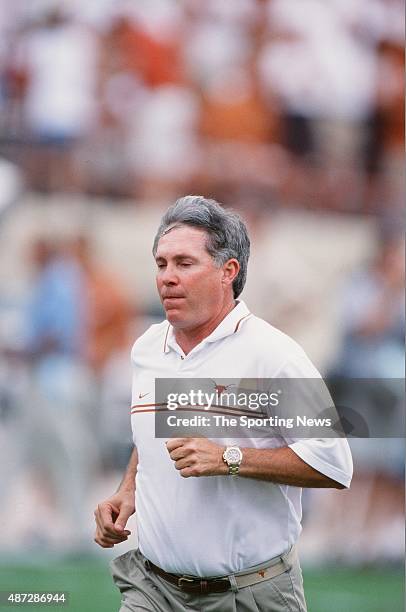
[138,392,150,399]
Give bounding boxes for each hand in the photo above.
[94,491,135,548]
[166,438,226,478]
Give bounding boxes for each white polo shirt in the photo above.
[130,301,353,576]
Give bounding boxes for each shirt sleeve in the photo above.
[289,438,353,488]
[275,340,354,488]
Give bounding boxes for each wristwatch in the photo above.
[222,446,243,475]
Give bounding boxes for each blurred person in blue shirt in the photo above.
[27,238,84,359]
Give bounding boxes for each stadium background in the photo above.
[0,0,404,610]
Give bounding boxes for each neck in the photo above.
[174,299,237,355]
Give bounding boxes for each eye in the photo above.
[156,263,166,269]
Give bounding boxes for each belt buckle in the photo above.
[178,576,195,590]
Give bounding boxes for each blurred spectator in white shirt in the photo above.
[17,8,99,191]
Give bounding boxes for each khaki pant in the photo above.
[110,548,307,612]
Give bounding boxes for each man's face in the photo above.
[155,225,228,329]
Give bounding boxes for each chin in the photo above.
[165,311,190,328]
[165,309,183,324]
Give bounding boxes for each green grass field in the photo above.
[0,559,403,611]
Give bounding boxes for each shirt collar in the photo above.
[163,300,251,354]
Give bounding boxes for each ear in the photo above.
[221,259,240,289]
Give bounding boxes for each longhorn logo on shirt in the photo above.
[210,380,235,394]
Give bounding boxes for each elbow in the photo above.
[322,475,348,489]
[332,476,352,490]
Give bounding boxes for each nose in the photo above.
[159,264,178,286]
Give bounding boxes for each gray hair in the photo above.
[153,195,250,298]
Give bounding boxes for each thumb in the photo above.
[114,503,133,532]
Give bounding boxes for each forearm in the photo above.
[238,446,344,489]
[117,446,138,493]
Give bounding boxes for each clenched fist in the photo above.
[166,438,227,478]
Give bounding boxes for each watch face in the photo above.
[226,447,242,464]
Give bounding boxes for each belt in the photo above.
[144,548,295,595]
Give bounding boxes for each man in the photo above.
[94,196,353,611]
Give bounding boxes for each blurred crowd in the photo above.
[0,0,404,213]
[0,0,404,565]
[0,234,137,551]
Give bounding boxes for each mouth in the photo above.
[162,296,185,307]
